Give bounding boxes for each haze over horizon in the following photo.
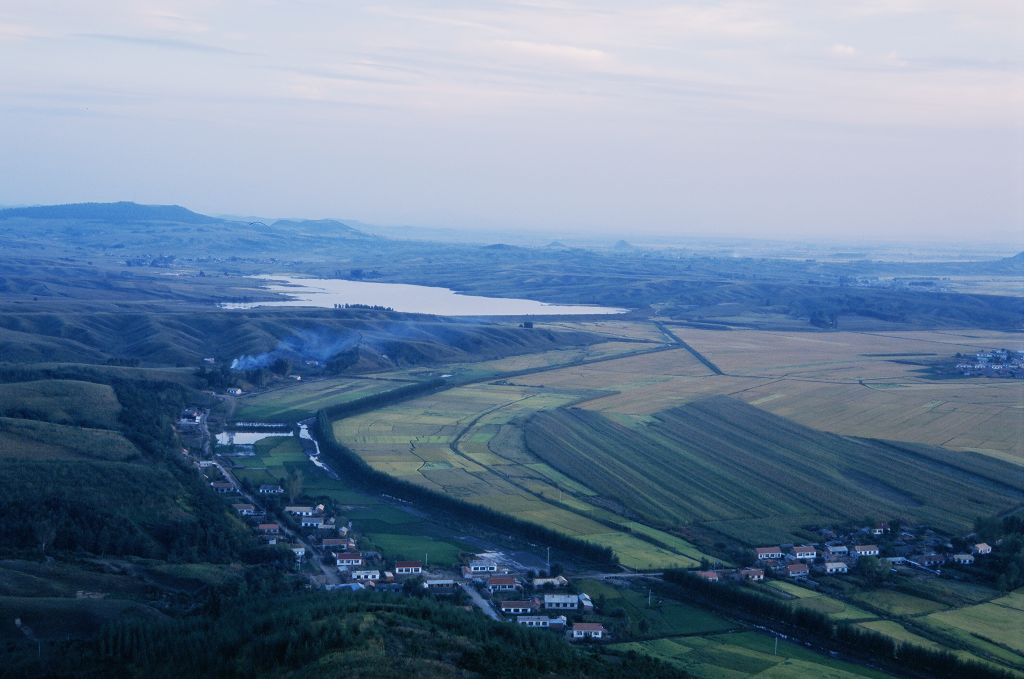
[1,1,1021,243]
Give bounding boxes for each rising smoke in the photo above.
[230,328,362,370]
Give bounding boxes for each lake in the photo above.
[221,275,626,316]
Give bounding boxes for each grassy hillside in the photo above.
[524,397,1024,543]
[0,380,121,428]
[0,417,139,461]
[0,310,602,368]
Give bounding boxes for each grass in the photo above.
[849,589,948,617]
[765,581,876,621]
[0,417,139,462]
[0,595,164,642]
[578,578,733,637]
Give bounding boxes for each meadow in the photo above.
[233,377,408,422]
[0,380,121,429]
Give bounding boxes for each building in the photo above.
[952,553,975,565]
[300,516,326,529]
[825,545,849,558]
[532,575,569,588]
[739,568,765,581]
[290,545,305,559]
[257,523,280,534]
[351,570,380,581]
[423,579,456,591]
[697,570,719,583]
[501,600,537,615]
[913,554,946,567]
[853,545,879,557]
[322,537,349,548]
[468,560,498,573]
[284,506,315,516]
[544,594,579,610]
[973,543,992,555]
[825,562,848,574]
[486,576,519,593]
[231,503,256,516]
[786,563,809,578]
[756,546,784,560]
[871,522,889,536]
[335,552,364,568]
[578,593,594,612]
[226,388,243,396]
[571,623,607,640]
[791,546,816,560]
[517,616,554,628]
[210,481,234,493]
[258,484,285,494]
[395,561,423,575]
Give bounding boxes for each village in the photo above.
[951,348,1024,378]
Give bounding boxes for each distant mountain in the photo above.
[0,201,225,224]
[271,218,373,239]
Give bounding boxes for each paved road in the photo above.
[460,583,500,620]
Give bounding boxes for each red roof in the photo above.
[573,623,606,632]
[787,564,809,573]
[756,546,782,554]
[395,561,422,569]
[488,576,517,586]
[500,600,534,608]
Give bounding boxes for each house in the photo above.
[322,537,348,548]
[913,554,946,567]
[952,553,975,565]
[791,546,816,560]
[232,503,256,516]
[825,562,848,574]
[257,522,280,534]
[544,594,579,610]
[571,623,607,640]
[517,616,553,628]
[547,615,568,631]
[423,579,456,591]
[300,516,326,528]
[486,576,520,593]
[871,522,889,536]
[578,593,594,612]
[351,570,380,581]
[258,484,285,494]
[325,583,364,592]
[395,561,423,575]
[532,575,569,588]
[501,600,537,615]
[853,545,880,557]
[468,560,498,573]
[756,546,784,560]
[291,545,305,559]
[826,545,849,558]
[697,570,719,583]
[973,543,992,555]
[285,506,315,516]
[786,563,809,578]
[739,568,765,581]
[226,388,243,396]
[210,481,234,493]
[335,552,364,568]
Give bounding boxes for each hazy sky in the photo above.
[1,1,1022,243]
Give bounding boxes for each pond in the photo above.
[221,275,626,316]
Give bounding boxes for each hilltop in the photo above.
[0,201,224,224]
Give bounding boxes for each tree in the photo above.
[285,468,304,503]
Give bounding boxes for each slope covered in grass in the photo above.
[0,380,120,428]
[524,397,1024,542]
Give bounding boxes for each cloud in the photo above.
[494,39,609,64]
[74,32,250,55]
[830,43,858,58]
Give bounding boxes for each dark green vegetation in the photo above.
[525,397,1024,544]
[5,590,687,679]
[661,570,1017,679]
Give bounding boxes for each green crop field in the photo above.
[524,396,1024,543]
[578,578,734,637]
[922,596,1024,657]
[332,382,715,568]
[850,590,948,617]
[234,377,405,422]
[613,631,895,679]
[0,380,121,429]
[0,417,139,462]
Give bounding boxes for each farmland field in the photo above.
[849,590,948,617]
[0,380,122,429]
[0,417,139,461]
[920,593,1024,658]
[331,382,714,568]
[233,377,407,422]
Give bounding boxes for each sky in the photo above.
[1,1,1022,243]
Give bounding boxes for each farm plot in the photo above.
[921,595,1024,658]
[850,590,948,617]
[578,578,734,637]
[234,377,404,422]
[523,396,1024,543]
[331,382,712,568]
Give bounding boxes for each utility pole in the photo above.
[647,588,652,608]
[774,637,778,656]
[546,546,550,574]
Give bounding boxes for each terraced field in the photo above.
[524,396,1024,543]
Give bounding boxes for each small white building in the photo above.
[544,594,579,610]
[853,545,879,557]
[826,545,849,557]
[973,543,992,555]
[571,623,607,640]
[351,570,380,581]
[791,546,816,560]
[952,553,975,565]
[395,561,423,575]
[756,546,784,560]
[825,562,848,574]
[468,560,498,573]
[285,506,315,516]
